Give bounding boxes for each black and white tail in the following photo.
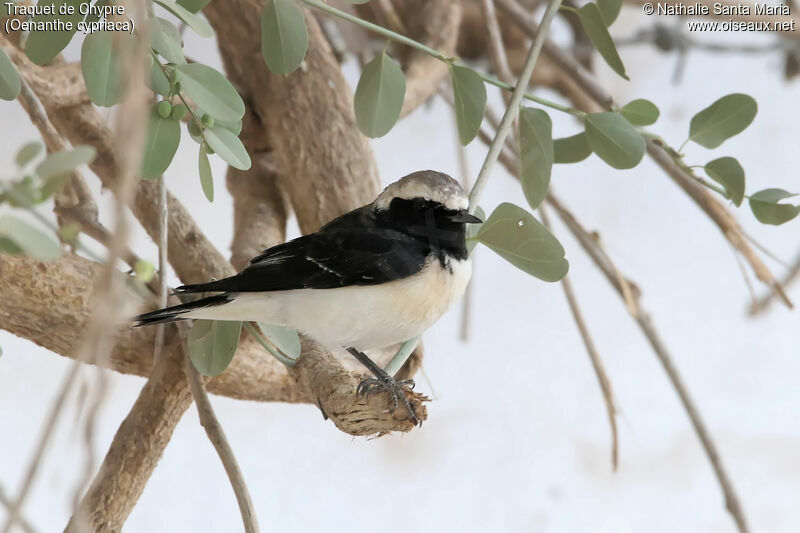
[133,293,232,327]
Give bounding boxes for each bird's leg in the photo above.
[346,347,420,425]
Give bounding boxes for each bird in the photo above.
[133,170,482,423]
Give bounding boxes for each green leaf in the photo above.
[0,237,25,254]
[450,65,487,145]
[188,320,242,376]
[0,46,21,100]
[597,0,623,25]
[35,145,97,181]
[619,99,659,126]
[0,215,61,260]
[345,0,372,3]
[151,18,186,65]
[149,59,172,96]
[24,0,83,65]
[474,202,569,282]
[584,112,644,169]
[81,30,129,107]
[465,205,485,254]
[688,93,757,149]
[15,142,44,167]
[748,189,800,225]
[198,143,214,202]
[577,3,628,80]
[177,0,213,13]
[519,108,553,210]
[177,63,245,122]
[553,133,592,164]
[257,323,301,360]
[203,127,251,170]
[260,0,309,75]
[704,157,745,207]
[354,50,406,138]
[140,113,181,179]
[154,0,214,38]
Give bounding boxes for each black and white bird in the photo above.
[134,170,481,423]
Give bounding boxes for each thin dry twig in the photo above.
[184,353,260,533]
[154,176,169,367]
[1,362,81,533]
[0,483,38,533]
[539,204,619,470]
[479,0,514,84]
[749,249,800,315]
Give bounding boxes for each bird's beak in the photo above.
[449,209,483,224]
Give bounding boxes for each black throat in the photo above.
[378,197,469,267]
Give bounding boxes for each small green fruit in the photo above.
[201,114,214,127]
[157,100,173,119]
[171,104,188,120]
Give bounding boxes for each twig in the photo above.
[468,0,563,212]
[539,204,619,470]
[0,483,38,533]
[749,249,800,315]
[1,362,81,533]
[154,176,169,367]
[479,0,515,84]
[184,354,261,533]
[546,194,751,533]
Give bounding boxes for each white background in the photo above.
[1,8,799,533]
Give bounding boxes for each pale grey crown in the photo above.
[373,170,469,211]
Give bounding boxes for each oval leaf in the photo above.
[198,143,214,202]
[151,18,186,65]
[153,0,214,38]
[0,47,21,101]
[689,94,757,149]
[584,112,645,169]
[554,133,592,164]
[598,0,623,25]
[0,215,61,260]
[704,157,745,207]
[188,320,242,376]
[451,65,487,145]
[577,3,628,80]
[257,323,301,360]
[519,107,553,210]
[204,127,252,170]
[141,113,181,180]
[177,0,213,13]
[619,99,659,126]
[260,0,309,75]
[177,63,245,122]
[81,30,128,107]
[748,189,800,225]
[35,145,97,180]
[354,50,406,138]
[149,59,172,96]
[475,202,569,282]
[24,0,83,65]
[15,142,44,167]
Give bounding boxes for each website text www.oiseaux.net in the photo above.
[641,3,797,32]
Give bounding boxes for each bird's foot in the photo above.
[356,376,420,425]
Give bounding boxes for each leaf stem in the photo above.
[298,0,582,117]
[468,0,564,212]
[242,322,298,367]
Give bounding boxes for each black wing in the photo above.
[176,207,430,294]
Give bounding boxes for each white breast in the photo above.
[188,256,472,350]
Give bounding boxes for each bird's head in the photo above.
[373,170,483,224]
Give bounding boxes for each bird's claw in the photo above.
[356,376,420,425]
